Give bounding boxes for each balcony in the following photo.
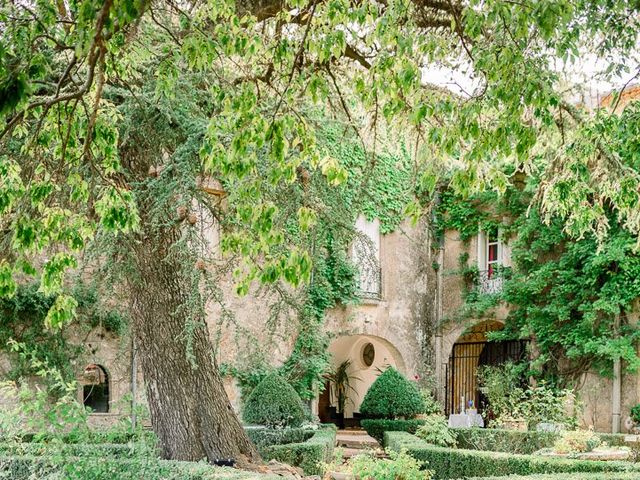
[477,269,504,294]
[358,266,382,300]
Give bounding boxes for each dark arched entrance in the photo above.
[445,321,526,415]
[82,364,110,413]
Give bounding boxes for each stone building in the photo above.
[76,205,639,434]
[51,85,640,433]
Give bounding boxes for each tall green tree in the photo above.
[1,0,639,463]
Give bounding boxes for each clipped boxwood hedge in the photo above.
[453,428,559,455]
[360,367,425,419]
[244,427,314,449]
[242,373,306,428]
[384,432,640,480]
[464,474,640,480]
[261,426,336,475]
[361,419,425,442]
[0,442,153,458]
[453,428,630,455]
[0,455,282,479]
[0,430,157,445]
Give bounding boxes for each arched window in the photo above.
[82,364,109,413]
[353,215,382,299]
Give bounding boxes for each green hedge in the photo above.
[261,427,336,475]
[598,433,630,447]
[0,455,281,479]
[453,428,630,455]
[384,432,640,480]
[0,430,157,445]
[464,475,640,480]
[361,418,425,442]
[0,442,153,458]
[244,427,314,449]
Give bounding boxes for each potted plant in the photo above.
[325,360,359,429]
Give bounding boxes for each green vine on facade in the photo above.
[0,281,127,390]
[224,122,415,402]
[434,172,640,384]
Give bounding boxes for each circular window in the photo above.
[362,343,375,367]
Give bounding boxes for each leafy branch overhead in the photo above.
[1,0,639,322]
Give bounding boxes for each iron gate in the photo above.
[445,340,527,415]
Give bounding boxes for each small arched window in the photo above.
[82,364,109,413]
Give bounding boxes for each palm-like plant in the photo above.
[325,360,360,421]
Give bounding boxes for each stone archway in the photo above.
[318,334,405,425]
[444,321,526,415]
[80,363,110,413]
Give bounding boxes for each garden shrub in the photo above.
[453,428,558,455]
[349,449,433,480]
[465,474,640,480]
[420,389,444,415]
[631,404,640,425]
[598,433,629,447]
[242,373,306,428]
[415,415,456,447]
[0,455,283,479]
[477,364,578,429]
[361,419,425,442]
[553,429,601,454]
[360,367,425,419]
[0,442,155,458]
[384,432,640,480]
[261,427,336,475]
[244,427,313,449]
[453,428,629,455]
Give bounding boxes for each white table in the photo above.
[448,412,484,428]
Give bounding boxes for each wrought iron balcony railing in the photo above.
[357,267,382,300]
[477,269,504,294]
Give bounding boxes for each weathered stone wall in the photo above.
[4,217,640,434]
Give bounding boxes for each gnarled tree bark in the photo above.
[127,205,259,463]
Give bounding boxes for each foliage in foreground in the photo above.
[349,449,433,480]
[360,368,425,419]
[477,363,578,429]
[415,415,457,448]
[552,429,602,454]
[0,455,282,480]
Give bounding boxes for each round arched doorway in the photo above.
[318,334,405,427]
[81,364,110,413]
[445,321,527,415]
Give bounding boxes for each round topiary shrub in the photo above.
[242,373,306,427]
[360,367,425,419]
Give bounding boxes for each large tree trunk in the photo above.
[128,224,259,463]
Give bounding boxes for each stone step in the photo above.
[340,447,387,459]
[335,433,379,449]
[335,429,367,436]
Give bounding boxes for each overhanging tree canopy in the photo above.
[1,0,639,464]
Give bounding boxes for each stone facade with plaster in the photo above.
[3,203,639,434]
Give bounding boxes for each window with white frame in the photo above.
[477,227,504,293]
[353,215,381,298]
